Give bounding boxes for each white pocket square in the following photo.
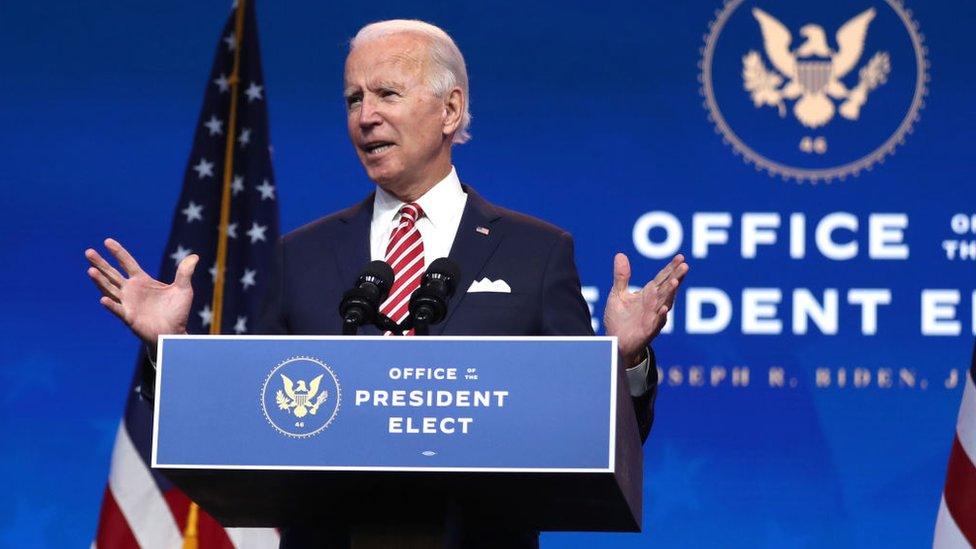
[467,277,511,293]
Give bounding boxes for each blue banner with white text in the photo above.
[154,336,614,470]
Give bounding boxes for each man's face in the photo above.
[344,34,449,194]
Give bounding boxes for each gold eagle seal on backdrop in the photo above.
[744,8,889,129]
[699,0,928,182]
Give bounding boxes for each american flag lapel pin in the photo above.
[476,226,490,236]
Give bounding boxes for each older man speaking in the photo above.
[86,19,688,548]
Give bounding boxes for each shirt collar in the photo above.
[372,166,465,229]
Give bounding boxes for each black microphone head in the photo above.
[426,257,461,296]
[408,258,461,328]
[362,260,395,298]
[340,261,395,331]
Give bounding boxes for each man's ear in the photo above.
[442,87,464,136]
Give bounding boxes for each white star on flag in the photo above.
[244,82,263,102]
[209,263,220,283]
[198,304,213,327]
[203,115,223,136]
[238,128,251,146]
[240,268,257,290]
[213,73,230,93]
[193,158,214,179]
[256,179,275,200]
[231,175,244,195]
[169,245,192,265]
[223,33,237,51]
[247,222,268,243]
[226,222,238,239]
[181,201,203,223]
[234,316,248,334]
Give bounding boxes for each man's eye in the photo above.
[380,89,399,98]
[346,95,362,108]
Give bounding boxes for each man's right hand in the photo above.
[85,238,198,356]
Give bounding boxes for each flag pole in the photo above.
[210,0,248,335]
[182,1,248,547]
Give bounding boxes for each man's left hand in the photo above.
[603,253,689,368]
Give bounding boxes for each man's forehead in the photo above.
[345,34,428,80]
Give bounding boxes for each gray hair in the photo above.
[350,20,472,144]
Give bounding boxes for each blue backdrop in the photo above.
[1,0,973,546]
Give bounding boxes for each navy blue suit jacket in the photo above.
[257,185,656,440]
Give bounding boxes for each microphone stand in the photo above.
[411,311,432,336]
[342,316,361,336]
[385,313,429,335]
[373,314,404,335]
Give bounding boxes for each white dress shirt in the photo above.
[369,166,652,397]
[370,166,467,263]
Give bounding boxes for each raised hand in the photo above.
[85,238,198,354]
[603,253,688,368]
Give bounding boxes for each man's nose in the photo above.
[357,96,383,128]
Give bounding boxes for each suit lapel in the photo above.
[333,194,373,294]
[432,186,503,335]
[333,194,383,335]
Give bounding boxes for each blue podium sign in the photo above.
[152,336,619,473]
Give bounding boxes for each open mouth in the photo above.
[362,141,395,155]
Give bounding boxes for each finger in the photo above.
[651,259,676,286]
[611,253,631,294]
[658,305,671,329]
[85,248,123,287]
[643,271,681,309]
[660,261,689,288]
[653,254,685,286]
[100,296,126,320]
[105,238,143,277]
[88,267,121,302]
[662,278,681,308]
[672,261,689,283]
[174,254,199,288]
[655,257,689,291]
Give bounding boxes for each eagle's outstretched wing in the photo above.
[306,374,324,400]
[280,374,295,400]
[832,8,876,78]
[752,8,796,77]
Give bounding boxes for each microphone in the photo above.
[407,258,461,335]
[339,260,395,335]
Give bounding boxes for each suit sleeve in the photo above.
[257,237,289,335]
[540,231,658,442]
[138,350,157,403]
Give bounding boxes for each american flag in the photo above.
[934,342,976,548]
[94,0,279,546]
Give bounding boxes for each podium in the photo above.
[152,335,643,541]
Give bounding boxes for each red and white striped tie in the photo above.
[380,203,426,330]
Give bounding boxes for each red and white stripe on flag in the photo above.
[934,346,976,548]
[93,423,279,548]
